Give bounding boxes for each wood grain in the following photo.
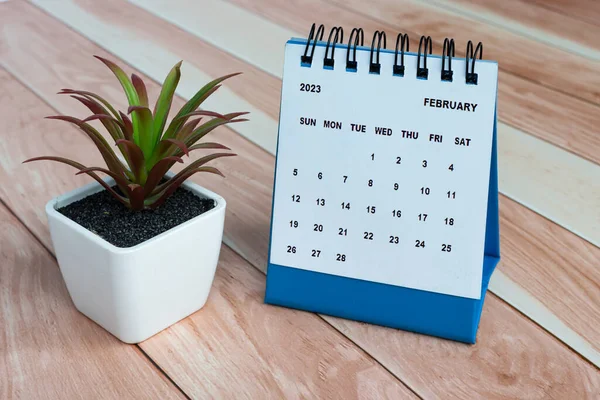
[497,71,600,166]
[531,0,600,28]
[144,245,416,399]
[0,171,183,399]
[0,5,417,398]
[126,0,600,248]
[3,1,600,397]
[428,0,600,59]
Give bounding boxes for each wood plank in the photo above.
[0,5,416,398]
[497,71,600,166]
[531,0,600,28]
[426,0,600,59]
[124,0,600,248]
[6,1,600,396]
[16,0,596,359]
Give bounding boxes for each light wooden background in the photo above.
[1,0,599,398]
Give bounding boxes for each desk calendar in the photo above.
[265,25,501,343]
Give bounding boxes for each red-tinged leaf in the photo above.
[162,73,241,141]
[159,139,189,157]
[119,111,134,141]
[45,115,131,181]
[127,106,154,158]
[127,184,145,211]
[131,74,149,107]
[176,73,240,118]
[59,89,121,121]
[143,156,185,196]
[71,96,124,142]
[94,56,140,107]
[76,167,131,189]
[115,139,146,182]
[174,118,203,142]
[183,117,246,149]
[147,166,225,209]
[172,110,227,124]
[151,153,235,195]
[222,111,250,120]
[162,86,221,141]
[153,61,182,145]
[187,142,231,151]
[22,156,129,207]
[82,113,124,128]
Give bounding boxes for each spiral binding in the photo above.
[369,31,386,74]
[300,23,484,85]
[346,28,364,71]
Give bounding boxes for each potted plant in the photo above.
[24,56,247,343]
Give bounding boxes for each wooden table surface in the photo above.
[1,0,599,398]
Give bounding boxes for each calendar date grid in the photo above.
[280,149,461,264]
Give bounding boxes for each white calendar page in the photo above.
[269,39,498,300]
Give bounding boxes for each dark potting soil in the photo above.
[58,186,215,248]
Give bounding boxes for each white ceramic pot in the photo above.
[46,174,226,343]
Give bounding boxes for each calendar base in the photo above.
[265,255,500,344]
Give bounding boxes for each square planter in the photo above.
[46,174,226,343]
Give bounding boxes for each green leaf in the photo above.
[152,61,182,146]
[22,156,129,207]
[161,72,241,141]
[127,106,154,160]
[94,56,139,106]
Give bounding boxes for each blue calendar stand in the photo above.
[265,118,500,344]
